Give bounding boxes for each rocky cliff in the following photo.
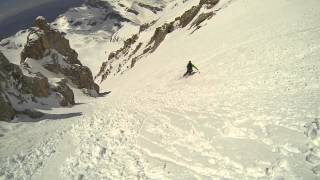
[21,17,99,96]
[0,52,75,121]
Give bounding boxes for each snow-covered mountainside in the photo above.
[1,0,320,179]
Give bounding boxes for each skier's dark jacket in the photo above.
[187,62,198,72]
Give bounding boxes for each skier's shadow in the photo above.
[183,72,197,78]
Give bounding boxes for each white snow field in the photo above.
[1,0,320,179]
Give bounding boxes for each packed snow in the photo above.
[1,0,320,179]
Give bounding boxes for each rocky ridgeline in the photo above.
[21,17,99,95]
[95,34,139,80]
[96,0,219,83]
[0,52,74,122]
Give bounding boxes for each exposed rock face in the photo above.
[0,94,16,122]
[108,34,139,61]
[137,3,163,14]
[0,52,28,121]
[0,51,75,121]
[139,20,157,33]
[200,0,220,9]
[20,17,99,96]
[68,65,99,92]
[22,72,50,97]
[191,11,215,28]
[176,6,201,28]
[96,0,220,83]
[21,17,80,65]
[95,34,139,81]
[53,79,75,106]
[146,22,175,53]
[127,8,139,15]
[129,43,143,59]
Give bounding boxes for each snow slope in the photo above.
[1,0,320,179]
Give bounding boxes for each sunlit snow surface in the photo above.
[1,0,320,179]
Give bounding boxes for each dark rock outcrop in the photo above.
[20,17,99,96]
[143,0,219,54]
[139,20,157,33]
[21,17,80,65]
[200,0,220,9]
[22,72,50,97]
[127,8,139,15]
[107,34,139,61]
[191,11,215,28]
[129,43,143,59]
[176,6,201,28]
[95,34,139,81]
[0,94,16,122]
[137,3,163,14]
[53,79,75,106]
[0,51,76,121]
[146,22,175,53]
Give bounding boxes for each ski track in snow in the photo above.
[61,78,318,179]
[0,121,72,179]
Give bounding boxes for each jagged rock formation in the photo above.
[137,3,163,14]
[145,22,175,53]
[176,5,202,28]
[139,20,157,33]
[52,79,75,106]
[21,17,99,96]
[191,11,215,28]
[21,71,50,97]
[0,52,75,121]
[108,34,139,60]
[96,0,220,83]
[95,34,139,80]
[21,17,80,64]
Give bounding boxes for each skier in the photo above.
[183,60,199,77]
